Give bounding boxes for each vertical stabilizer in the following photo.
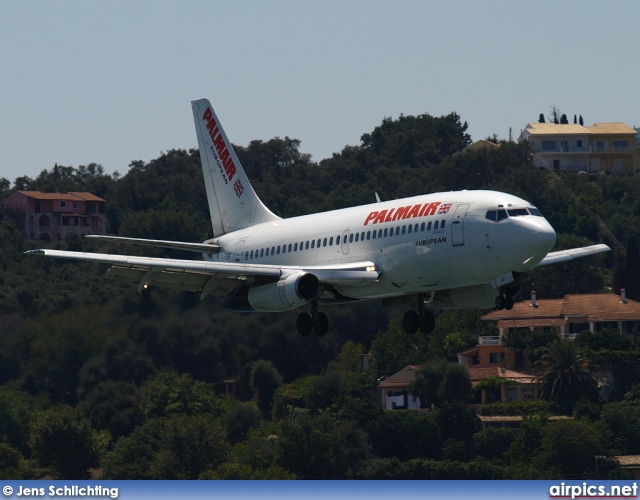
[191,98,280,236]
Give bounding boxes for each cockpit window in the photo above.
[507,208,529,217]
[486,207,542,222]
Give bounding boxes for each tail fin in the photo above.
[191,98,280,236]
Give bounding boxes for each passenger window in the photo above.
[378,229,382,238]
[305,241,309,250]
[401,225,406,235]
[271,246,275,255]
[395,227,400,236]
[408,224,412,234]
[441,220,445,229]
[414,224,419,232]
[250,250,254,259]
[420,222,425,231]
[317,239,321,248]
[372,230,377,239]
[427,221,432,230]
[282,245,286,254]
[384,228,388,237]
[336,235,340,245]
[277,246,281,254]
[245,251,249,260]
[329,237,334,246]
[434,221,439,230]
[260,248,264,257]
[355,233,359,242]
[294,243,298,251]
[366,231,371,240]
[288,244,292,252]
[323,238,327,247]
[311,240,315,249]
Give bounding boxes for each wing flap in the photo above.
[537,244,610,267]
[106,266,218,293]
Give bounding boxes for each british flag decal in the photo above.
[437,203,452,215]
[234,179,244,198]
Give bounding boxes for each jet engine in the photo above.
[223,272,322,312]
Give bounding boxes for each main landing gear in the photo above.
[494,290,514,310]
[297,301,329,336]
[402,295,436,335]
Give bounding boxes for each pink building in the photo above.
[3,191,106,241]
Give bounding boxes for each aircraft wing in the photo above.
[24,249,379,297]
[536,243,610,267]
[85,235,221,254]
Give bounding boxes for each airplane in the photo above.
[25,98,611,336]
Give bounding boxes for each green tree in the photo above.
[222,402,262,444]
[276,413,370,479]
[28,405,104,479]
[250,360,283,416]
[535,338,600,413]
[533,418,611,477]
[411,359,472,407]
[601,401,640,454]
[102,414,228,479]
[139,372,228,420]
[369,320,429,378]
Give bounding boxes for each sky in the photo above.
[1,0,639,184]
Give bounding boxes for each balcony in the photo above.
[478,336,502,345]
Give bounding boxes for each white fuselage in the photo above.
[204,189,556,303]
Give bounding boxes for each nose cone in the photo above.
[517,217,556,270]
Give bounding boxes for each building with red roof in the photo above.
[2,190,106,241]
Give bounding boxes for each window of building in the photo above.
[541,140,556,151]
[60,201,67,208]
[489,352,504,364]
[613,140,630,150]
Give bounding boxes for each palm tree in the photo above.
[534,338,600,413]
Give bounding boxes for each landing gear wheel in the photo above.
[313,312,329,336]
[504,294,514,310]
[403,310,419,334]
[495,295,506,310]
[297,313,313,336]
[419,311,436,334]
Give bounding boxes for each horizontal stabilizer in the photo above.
[85,235,220,253]
[537,243,610,267]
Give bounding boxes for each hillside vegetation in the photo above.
[1,111,639,479]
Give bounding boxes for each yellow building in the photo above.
[520,121,638,174]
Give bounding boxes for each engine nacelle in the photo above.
[433,283,500,309]
[223,272,321,312]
